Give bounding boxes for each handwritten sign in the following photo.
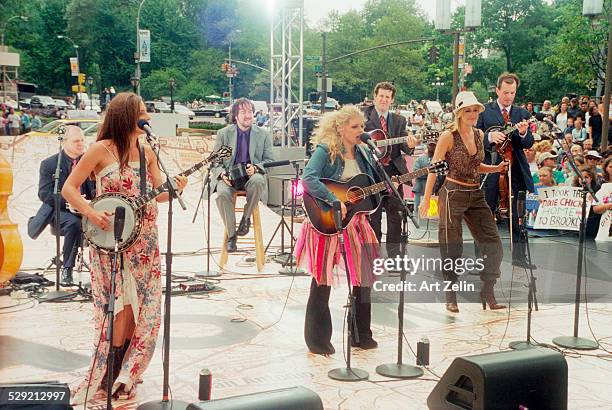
[533,187,591,231]
[595,183,612,242]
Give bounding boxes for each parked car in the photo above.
[24,118,100,138]
[173,104,195,120]
[30,95,56,109]
[53,99,75,118]
[145,101,172,113]
[194,104,229,118]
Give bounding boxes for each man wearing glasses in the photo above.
[211,98,275,252]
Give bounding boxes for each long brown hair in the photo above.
[97,92,142,169]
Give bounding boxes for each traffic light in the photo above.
[221,63,229,72]
[428,46,439,63]
[78,73,86,85]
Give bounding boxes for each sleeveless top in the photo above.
[445,128,484,184]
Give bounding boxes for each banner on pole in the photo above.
[533,187,591,231]
[139,29,151,63]
[69,57,79,76]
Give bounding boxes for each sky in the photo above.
[302,0,449,25]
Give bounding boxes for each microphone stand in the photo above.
[138,139,190,410]
[279,160,306,276]
[509,195,539,350]
[192,165,220,279]
[328,204,368,382]
[365,146,423,379]
[105,237,122,409]
[44,128,76,302]
[551,130,599,351]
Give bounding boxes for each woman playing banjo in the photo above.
[62,93,187,403]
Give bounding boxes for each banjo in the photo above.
[83,146,232,252]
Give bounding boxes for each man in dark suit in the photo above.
[364,82,417,257]
[36,126,95,285]
[477,73,535,268]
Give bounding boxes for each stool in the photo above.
[219,191,265,272]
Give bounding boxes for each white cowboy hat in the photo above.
[454,91,485,114]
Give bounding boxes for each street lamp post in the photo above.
[1,15,28,104]
[227,29,241,104]
[431,77,445,102]
[130,77,140,94]
[57,35,80,109]
[134,0,146,97]
[168,78,175,113]
[86,76,94,110]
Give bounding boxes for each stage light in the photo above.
[292,179,304,197]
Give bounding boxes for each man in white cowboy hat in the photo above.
[476,72,535,269]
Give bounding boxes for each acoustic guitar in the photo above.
[302,160,448,235]
[370,128,440,165]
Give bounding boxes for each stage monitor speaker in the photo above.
[187,386,323,410]
[427,348,567,410]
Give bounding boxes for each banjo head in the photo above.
[83,194,142,252]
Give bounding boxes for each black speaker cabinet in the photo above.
[187,386,323,410]
[427,348,568,410]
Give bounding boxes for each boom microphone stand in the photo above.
[509,191,539,350]
[44,126,77,302]
[360,134,423,379]
[105,206,126,410]
[278,160,306,276]
[192,165,220,279]
[547,121,599,351]
[138,129,190,409]
[328,201,368,382]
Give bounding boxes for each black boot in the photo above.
[304,278,335,355]
[100,344,126,390]
[350,286,377,349]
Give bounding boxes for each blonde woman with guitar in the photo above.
[295,105,380,355]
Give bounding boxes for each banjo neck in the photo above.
[133,158,211,209]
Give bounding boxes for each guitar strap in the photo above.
[357,144,377,175]
[139,142,147,195]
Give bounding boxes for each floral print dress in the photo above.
[72,160,161,404]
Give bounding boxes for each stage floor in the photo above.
[1,136,612,409]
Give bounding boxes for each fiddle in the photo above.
[0,152,23,283]
[485,120,534,219]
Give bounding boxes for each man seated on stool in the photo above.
[211,98,274,253]
[31,125,96,285]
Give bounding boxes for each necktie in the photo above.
[502,108,510,124]
[71,158,78,171]
[380,115,388,134]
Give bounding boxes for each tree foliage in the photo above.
[1,0,607,105]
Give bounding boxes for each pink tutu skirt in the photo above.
[294,214,379,286]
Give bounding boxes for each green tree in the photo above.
[546,0,610,92]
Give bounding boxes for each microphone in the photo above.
[137,119,160,147]
[517,191,526,225]
[114,206,126,242]
[332,200,343,232]
[534,112,563,134]
[359,132,381,156]
[262,160,291,168]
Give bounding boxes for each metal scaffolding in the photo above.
[269,0,304,147]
